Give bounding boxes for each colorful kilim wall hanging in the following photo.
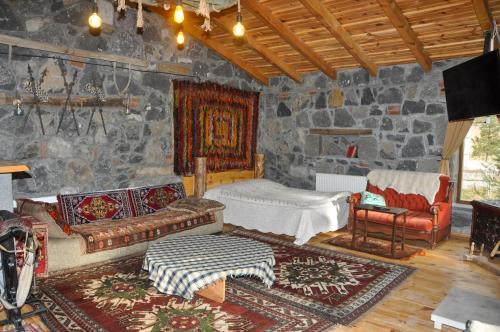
[173,80,260,175]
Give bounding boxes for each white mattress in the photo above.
[204,179,350,245]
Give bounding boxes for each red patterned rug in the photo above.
[37,230,415,331]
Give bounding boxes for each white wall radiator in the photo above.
[315,173,367,193]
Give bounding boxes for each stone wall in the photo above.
[0,0,262,197]
[258,61,464,189]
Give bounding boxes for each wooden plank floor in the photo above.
[1,228,498,332]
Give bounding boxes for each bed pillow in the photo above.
[57,189,134,226]
[129,183,187,216]
[360,191,386,207]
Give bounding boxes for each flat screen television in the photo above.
[443,49,500,122]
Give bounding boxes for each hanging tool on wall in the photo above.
[85,75,107,135]
[22,65,48,135]
[57,62,79,135]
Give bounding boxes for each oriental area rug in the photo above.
[34,230,415,331]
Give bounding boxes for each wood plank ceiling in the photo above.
[164,0,499,84]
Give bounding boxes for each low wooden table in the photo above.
[352,204,408,258]
[143,235,276,303]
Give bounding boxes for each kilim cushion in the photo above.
[57,189,134,226]
[129,183,186,216]
[167,197,225,214]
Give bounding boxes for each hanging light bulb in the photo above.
[233,0,245,37]
[233,13,245,37]
[88,0,102,29]
[177,30,185,45]
[174,0,184,24]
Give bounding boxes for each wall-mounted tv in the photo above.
[443,49,500,122]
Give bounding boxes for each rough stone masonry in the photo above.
[0,0,262,196]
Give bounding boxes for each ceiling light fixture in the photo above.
[88,0,102,30]
[232,0,245,37]
[176,30,185,45]
[174,0,185,24]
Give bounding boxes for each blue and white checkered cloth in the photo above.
[143,235,276,300]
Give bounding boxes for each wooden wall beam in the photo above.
[180,23,269,85]
[298,0,377,76]
[376,0,432,72]
[242,0,337,80]
[472,0,494,31]
[0,33,191,75]
[213,15,303,83]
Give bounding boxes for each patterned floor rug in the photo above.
[325,234,425,260]
[37,229,415,331]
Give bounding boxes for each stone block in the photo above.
[357,136,378,160]
[413,119,432,133]
[305,135,321,156]
[402,136,425,157]
[333,108,355,127]
[380,117,393,131]
[426,103,446,115]
[315,92,327,109]
[329,89,344,108]
[361,87,375,105]
[377,87,403,104]
[277,102,291,117]
[406,66,424,83]
[296,112,311,128]
[387,105,401,115]
[402,100,425,115]
[351,106,369,119]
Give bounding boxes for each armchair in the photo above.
[347,172,454,249]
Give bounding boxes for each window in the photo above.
[458,116,500,202]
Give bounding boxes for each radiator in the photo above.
[315,173,367,193]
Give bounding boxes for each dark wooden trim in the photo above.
[309,128,373,136]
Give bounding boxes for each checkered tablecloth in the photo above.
[143,235,276,300]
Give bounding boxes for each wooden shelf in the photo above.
[0,161,29,174]
[310,128,373,136]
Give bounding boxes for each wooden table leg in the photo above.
[197,278,226,303]
[402,213,406,250]
[363,209,368,243]
[391,214,397,258]
[351,209,358,249]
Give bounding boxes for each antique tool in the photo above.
[23,65,48,135]
[85,80,107,135]
[57,63,79,135]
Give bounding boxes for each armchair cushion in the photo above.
[354,209,438,231]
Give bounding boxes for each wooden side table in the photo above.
[352,204,408,258]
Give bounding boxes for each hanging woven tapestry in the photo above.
[173,80,260,175]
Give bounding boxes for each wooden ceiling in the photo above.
[164,0,499,84]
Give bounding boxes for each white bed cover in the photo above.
[204,179,350,245]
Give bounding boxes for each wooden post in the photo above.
[254,154,265,179]
[194,157,207,198]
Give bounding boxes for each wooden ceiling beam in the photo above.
[161,12,269,85]
[298,0,377,76]
[182,24,269,85]
[376,0,432,72]
[213,15,303,83]
[471,0,494,31]
[241,0,337,80]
